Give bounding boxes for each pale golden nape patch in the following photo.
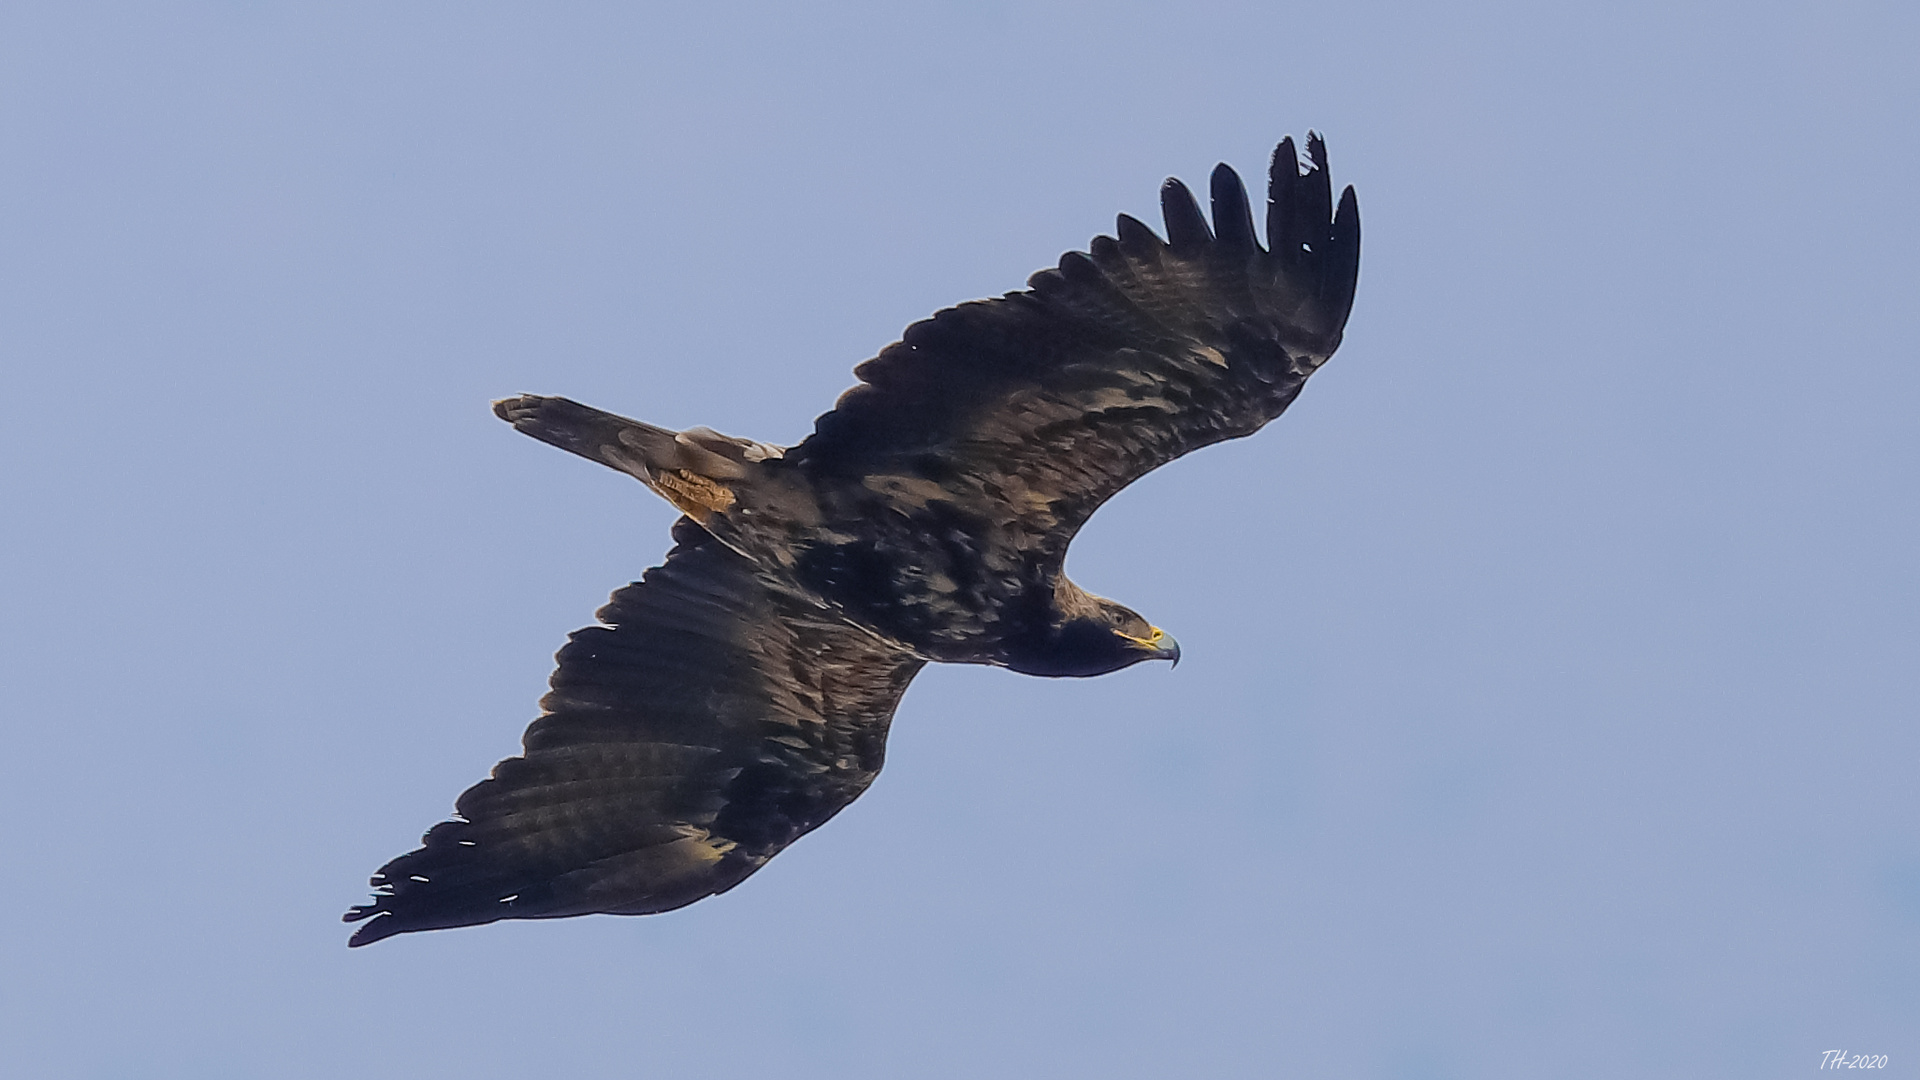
[650,468,737,522]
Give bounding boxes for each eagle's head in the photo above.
[1004,595,1181,678]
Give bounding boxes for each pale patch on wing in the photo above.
[1191,344,1229,367]
[861,473,952,509]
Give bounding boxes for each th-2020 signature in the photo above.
[1821,1050,1889,1070]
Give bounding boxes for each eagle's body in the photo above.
[346,136,1359,946]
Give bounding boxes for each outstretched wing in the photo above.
[345,520,924,946]
[794,135,1359,565]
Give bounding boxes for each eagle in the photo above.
[346,135,1359,946]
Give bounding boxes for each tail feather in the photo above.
[493,395,780,521]
[492,395,678,480]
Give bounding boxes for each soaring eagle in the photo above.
[346,136,1359,946]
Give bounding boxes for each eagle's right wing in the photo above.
[794,135,1359,567]
[345,519,924,946]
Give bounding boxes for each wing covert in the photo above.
[345,520,924,946]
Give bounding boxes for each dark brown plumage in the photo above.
[346,135,1359,946]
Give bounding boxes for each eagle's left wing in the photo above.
[346,520,924,946]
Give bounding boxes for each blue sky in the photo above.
[2,3,1915,1077]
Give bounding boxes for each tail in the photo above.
[493,395,783,522]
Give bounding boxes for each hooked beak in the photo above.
[1153,630,1181,668]
[1119,626,1182,668]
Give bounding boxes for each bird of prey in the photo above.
[346,135,1359,946]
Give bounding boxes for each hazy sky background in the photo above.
[2,3,1915,1077]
